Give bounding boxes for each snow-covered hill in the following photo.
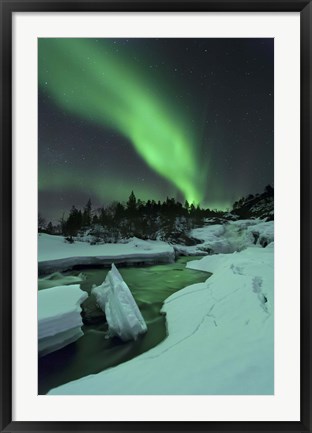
[232,187,274,220]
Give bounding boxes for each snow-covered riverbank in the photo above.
[38,235,175,274]
[47,219,274,395]
[38,219,273,274]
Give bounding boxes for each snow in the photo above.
[49,220,274,395]
[38,285,88,356]
[38,234,175,274]
[175,219,274,255]
[245,220,274,246]
[92,264,147,341]
[38,272,85,290]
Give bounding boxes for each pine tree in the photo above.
[38,213,46,232]
[83,198,92,227]
[264,184,274,196]
[46,221,54,234]
[127,191,137,211]
[126,191,137,223]
[65,206,82,237]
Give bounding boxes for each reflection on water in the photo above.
[38,256,210,394]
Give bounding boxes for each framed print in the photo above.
[1,1,311,432]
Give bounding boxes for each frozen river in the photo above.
[38,256,209,394]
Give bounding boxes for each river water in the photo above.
[38,256,210,394]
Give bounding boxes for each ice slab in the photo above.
[38,285,88,356]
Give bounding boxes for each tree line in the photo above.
[39,192,225,244]
[38,185,273,244]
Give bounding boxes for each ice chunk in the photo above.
[38,285,88,356]
[92,264,147,341]
[39,327,84,357]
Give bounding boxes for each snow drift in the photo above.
[92,264,147,341]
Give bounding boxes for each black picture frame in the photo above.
[1,0,311,432]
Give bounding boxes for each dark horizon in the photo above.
[39,183,274,226]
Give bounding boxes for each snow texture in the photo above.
[175,219,273,255]
[49,221,274,395]
[38,234,175,274]
[92,264,147,341]
[38,285,88,356]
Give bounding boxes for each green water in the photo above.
[38,256,210,394]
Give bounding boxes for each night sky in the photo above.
[38,38,273,223]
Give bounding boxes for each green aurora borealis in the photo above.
[39,38,205,206]
[39,38,274,221]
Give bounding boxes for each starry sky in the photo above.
[38,38,273,223]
